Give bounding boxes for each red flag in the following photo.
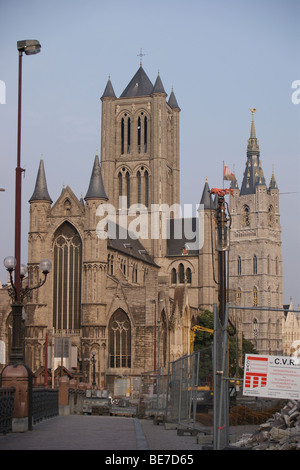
[224,164,235,181]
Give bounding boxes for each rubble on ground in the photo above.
[233,400,300,450]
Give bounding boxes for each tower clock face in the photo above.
[240,204,251,226]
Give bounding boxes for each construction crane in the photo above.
[190,324,213,353]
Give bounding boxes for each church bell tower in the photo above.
[99,60,180,259]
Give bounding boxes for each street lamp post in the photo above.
[15,40,41,302]
[0,40,43,433]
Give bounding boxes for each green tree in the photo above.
[193,310,258,377]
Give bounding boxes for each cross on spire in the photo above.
[137,48,145,66]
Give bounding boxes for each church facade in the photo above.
[0,65,283,391]
[22,65,218,390]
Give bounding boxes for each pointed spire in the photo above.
[250,108,256,138]
[29,157,52,203]
[200,179,212,209]
[269,166,278,190]
[241,109,263,195]
[84,154,108,201]
[168,88,180,110]
[247,108,259,154]
[101,75,116,100]
[152,72,166,95]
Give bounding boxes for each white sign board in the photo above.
[243,354,300,400]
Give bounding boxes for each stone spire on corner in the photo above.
[84,153,108,201]
[29,157,52,203]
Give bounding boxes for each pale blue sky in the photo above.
[0,0,299,306]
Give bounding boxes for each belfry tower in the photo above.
[228,109,283,356]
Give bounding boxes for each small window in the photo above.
[171,268,177,284]
[253,254,257,275]
[240,205,251,226]
[236,287,242,305]
[237,256,242,276]
[179,263,185,284]
[253,286,258,306]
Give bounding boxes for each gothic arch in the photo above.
[116,166,132,208]
[134,109,150,154]
[52,221,82,330]
[253,286,258,307]
[135,165,150,207]
[168,260,195,285]
[253,254,257,274]
[108,309,131,368]
[236,287,242,304]
[117,111,132,155]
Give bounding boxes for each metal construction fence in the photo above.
[139,347,213,427]
[139,303,293,449]
[166,348,213,427]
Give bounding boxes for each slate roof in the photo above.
[29,158,52,203]
[168,89,180,109]
[85,154,108,200]
[101,77,116,99]
[200,180,213,209]
[107,223,159,267]
[120,66,154,98]
[152,73,166,94]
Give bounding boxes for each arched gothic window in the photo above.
[253,318,258,341]
[136,167,149,207]
[241,204,251,226]
[118,168,131,208]
[121,114,131,154]
[186,267,192,284]
[253,286,258,307]
[53,222,82,330]
[253,254,257,275]
[126,171,130,207]
[137,112,148,153]
[144,170,149,207]
[171,268,177,284]
[236,287,242,305]
[109,309,131,368]
[179,263,185,284]
[237,256,242,276]
[137,171,141,204]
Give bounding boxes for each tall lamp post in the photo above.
[0,40,43,433]
[14,40,41,303]
[5,39,42,363]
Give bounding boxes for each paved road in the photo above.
[0,414,257,451]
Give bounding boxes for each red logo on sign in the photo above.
[245,356,268,388]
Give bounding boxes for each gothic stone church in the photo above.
[2,65,283,390]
